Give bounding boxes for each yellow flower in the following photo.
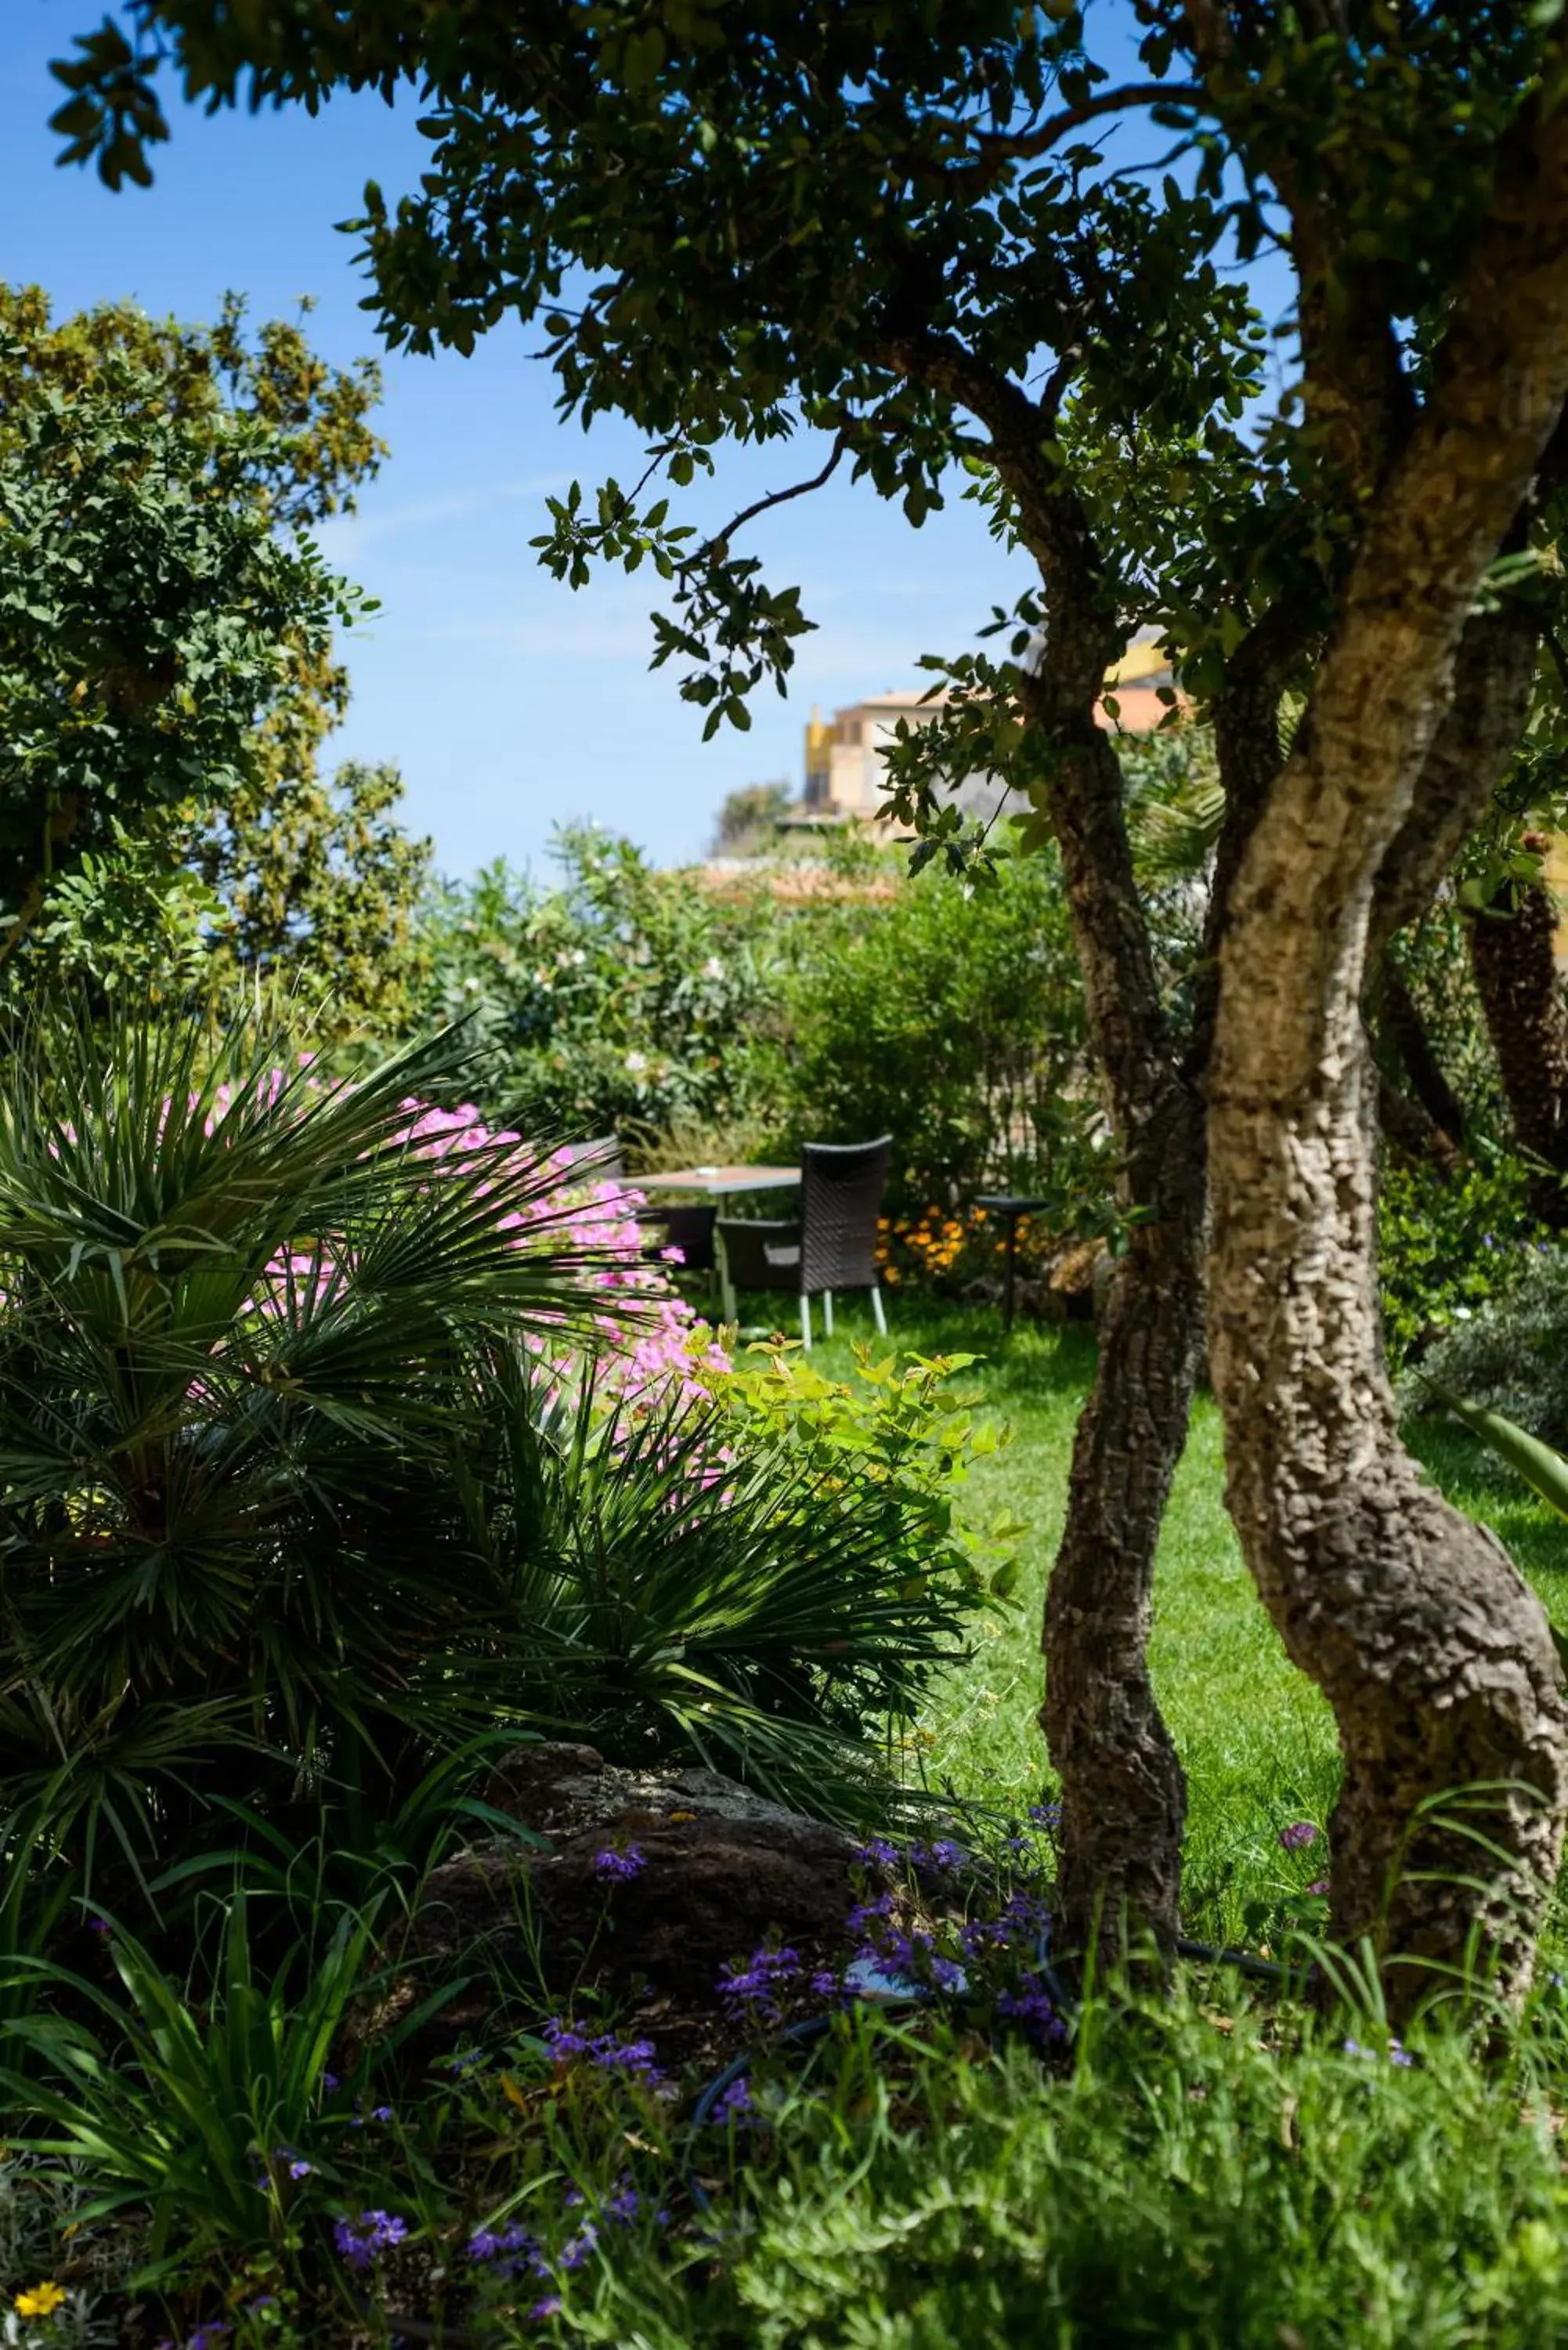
[14,2283,67,2319]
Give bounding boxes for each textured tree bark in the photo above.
[1468,874,1568,1224]
[1207,93,1568,2011]
[1019,645,1203,1963]
[1037,1087,1203,1960]
[1015,626,1201,1965]
[882,327,1203,1960]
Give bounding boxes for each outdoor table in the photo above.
[638,1166,801,1198]
[638,1166,801,1322]
[974,1192,1053,1333]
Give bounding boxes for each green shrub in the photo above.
[0,1010,620,1895]
[1411,1241,1568,1444]
[0,1008,998,1931]
[759,842,1106,1217]
[414,826,782,1141]
[536,1988,1568,2350]
[411,828,1112,1236]
[1377,1152,1544,1362]
[466,1347,999,1809]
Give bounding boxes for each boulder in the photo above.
[388,1744,867,2052]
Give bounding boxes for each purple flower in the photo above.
[998,1976,1068,2048]
[185,2329,232,2350]
[321,2070,341,2092]
[542,2016,663,2080]
[717,1945,801,2021]
[1028,1801,1063,1833]
[591,1843,645,1882]
[558,2222,599,2271]
[853,1837,902,1868]
[809,1967,840,1999]
[334,2210,409,2269]
[1344,2034,1414,2069]
[446,2048,486,2075]
[276,2149,312,2179]
[1306,1878,1329,1897]
[529,2299,563,2322]
[468,2221,541,2276]
[1278,1821,1319,1853]
[710,2076,757,2127]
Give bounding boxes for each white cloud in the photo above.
[315,474,570,561]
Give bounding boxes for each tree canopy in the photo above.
[0,284,429,1029]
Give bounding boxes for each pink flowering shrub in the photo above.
[396,1103,729,1412]
[199,1066,728,1414]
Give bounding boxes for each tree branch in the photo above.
[953,81,1206,186]
[703,436,846,557]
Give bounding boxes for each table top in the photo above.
[974,1193,1054,1214]
[639,1164,801,1196]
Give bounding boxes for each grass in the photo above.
[795,1292,1568,1945]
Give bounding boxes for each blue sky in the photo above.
[1,2,1216,879]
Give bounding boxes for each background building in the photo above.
[793,642,1180,830]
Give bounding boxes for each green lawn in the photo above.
[794,1292,1568,1945]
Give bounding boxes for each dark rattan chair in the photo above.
[640,1200,717,1280]
[716,1137,891,1347]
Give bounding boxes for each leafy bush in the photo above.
[415,827,782,1141]
[757,842,1107,1217]
[411,828,1112,1238]
[575,1987,1568,2350]
[475,1347,1000,1804]
[1378,1152,1544,1362]
[0,1011,621,1893]
[1411,1241,1568,1444]
[0,1009,999,1930]
[22,1932,1568,2349]
[712,1340,1022,1603]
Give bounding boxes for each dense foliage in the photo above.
[0,1010,999,1937]
[0,285,429,1036]
[416,827,779,1145]
[411,827,1109,1224]
[0,290,356,984]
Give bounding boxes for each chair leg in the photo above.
[800,1292,812,1351]
[870,1282,887,1336]
[717,1229,737,1327]
[823,1289,834,1338]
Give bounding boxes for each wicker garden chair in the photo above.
[716,1137,891,1348]
[639,1200,718,1302]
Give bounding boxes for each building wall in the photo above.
[803,645,1181,823]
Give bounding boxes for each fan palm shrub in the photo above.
[0,1007,622,1896]
[462,1352,996,1804]
[0,1007,994,1922]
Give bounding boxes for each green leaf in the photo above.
[1431,1384,1568,1520]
